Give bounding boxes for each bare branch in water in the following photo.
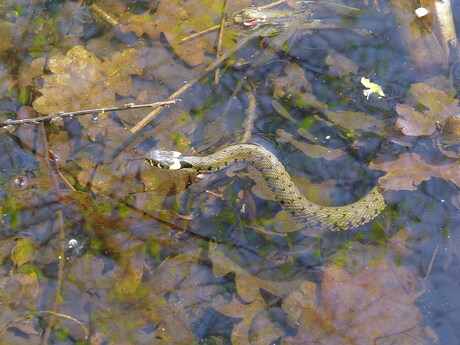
[0,100,180,127]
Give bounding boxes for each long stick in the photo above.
[0,101,178,127]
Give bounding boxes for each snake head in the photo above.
[145,150,183,170]
[232,8,267,29]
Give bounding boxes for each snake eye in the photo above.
[179,161,193,169]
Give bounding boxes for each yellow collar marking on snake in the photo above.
[168,152,182,170]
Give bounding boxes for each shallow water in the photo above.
[0,0,458,344]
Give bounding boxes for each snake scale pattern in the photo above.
[145,144,385,231]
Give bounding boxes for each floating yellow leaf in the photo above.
[361,77,385,99]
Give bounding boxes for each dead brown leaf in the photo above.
[141,249,215,344]
[119,1,244,66]
[326,110,385,133]
[370,152,460,191]
[76,159,134,197]
[395,83,460,136]
[285,259,423,345]
[271,62,312,99]
[213,294,283,345]
[282,281,317,327]
[32,46,145,115]
[270,62,329,113]
[437,116,460,158]
[210,243,305,302]
[277,129,346,160]
[325,50,359,77]
[0,271,40,310]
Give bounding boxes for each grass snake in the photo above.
[145,144,385,232]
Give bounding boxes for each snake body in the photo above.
[145,144,385,231]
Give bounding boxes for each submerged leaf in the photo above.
[11,238,35,267]
[271,62,312,99]
[325,50,359,77]
[395,83,460,136]
[209,243,305,302]
[0,271,40,313]
[32,46,144,114]
[370,152,460,191]
[213,294,282,345]
[277,129,346,160]
[282,281,317,327]
[286,259,423,345]
[119,0,244,66]
[325,110,384,133]
[395,103,436,136]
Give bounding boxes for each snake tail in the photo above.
[145,144,385,232]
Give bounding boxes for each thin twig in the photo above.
[0,315,33,338]
[434,0,458,56]
[41,210,66,345]
[48,151,77,191]
[425,245,439,279]
[214,0,228,84]
[90,3,119,26]
[242,91,257,143]
[221,79,245,118]
[0,101,179,127]
[259,0,287,10]
[37,311,89,340]
[33,119,68,345]
[181,24,223,43]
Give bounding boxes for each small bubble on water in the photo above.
[66,239,78,249]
